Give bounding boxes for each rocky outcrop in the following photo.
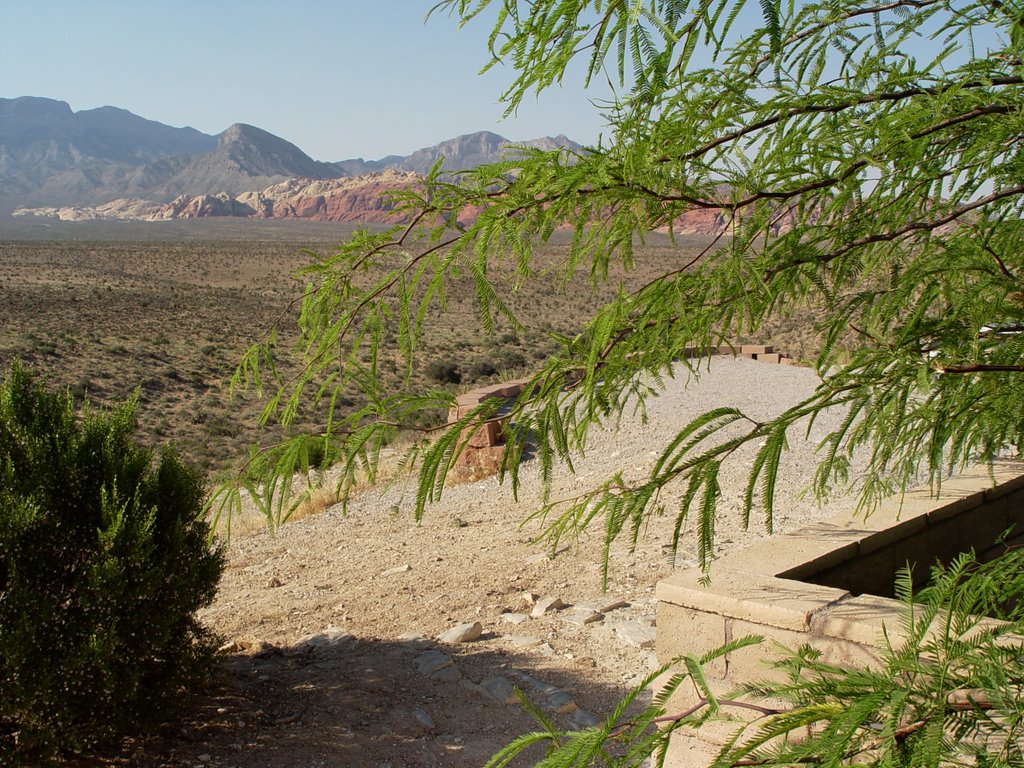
[13,171,419,223]
[239,173,417,223]
[12,173,803,233]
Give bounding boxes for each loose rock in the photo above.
[290,626,353,654]
[481,676,519,704]
[573,709,602,728]
[410,708,435,730]
[416,650,453,676]
[615,621,657,648]
[548,690,577,714]
[437,621,483,644]
[530,596,567,617]
[432,665,462,684]
[563,609,604,626]
[577,597,630,613]
[505,635,543,647]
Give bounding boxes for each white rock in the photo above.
[501,612,530,624]
[437,621,483,644]
[615,621,656,648]
[383,564,412,575]
[530,596,567,617]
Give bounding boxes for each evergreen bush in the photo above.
[0,362,224,763]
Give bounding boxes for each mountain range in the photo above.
[1,97,584,221]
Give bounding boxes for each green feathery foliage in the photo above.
[219,0,1024,543]
[489,554,1024,766]
[218,0,1024,762]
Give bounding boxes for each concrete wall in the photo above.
[655,460,1024,757]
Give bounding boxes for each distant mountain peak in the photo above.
[219,122,279,145]
[335,130,584,177]
[0,97,583,213]
[214,123,341,182]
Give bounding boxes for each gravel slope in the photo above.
[117,357,865,767]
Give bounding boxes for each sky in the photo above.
[0,1,614,162]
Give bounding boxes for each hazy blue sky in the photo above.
[0,1,613,161]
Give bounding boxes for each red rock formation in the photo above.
[12,169,802,234]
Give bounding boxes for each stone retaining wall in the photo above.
[655,460,1024,760]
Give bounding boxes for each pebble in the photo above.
[530,596,567,617]
[383,564,412,575]
[500,612,530,624]
[525,546,569,563]
[416,650,453,676]
[437,621,483,644]
[481,676,519,704]
[615,621,657,648]
[410,708,435,730]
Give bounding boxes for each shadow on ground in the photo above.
[87,631,648,768]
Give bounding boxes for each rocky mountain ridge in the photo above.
[0,97,584,214]
[5,97,759,236]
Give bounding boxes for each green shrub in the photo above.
[425,359,462,385]
[0,362,224,763]
[467,360,498,380]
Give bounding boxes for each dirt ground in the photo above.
[87,468,685,768]
[81,358,854,768]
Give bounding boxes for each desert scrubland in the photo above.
[0,218,837,767]
[0,219,824,477]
